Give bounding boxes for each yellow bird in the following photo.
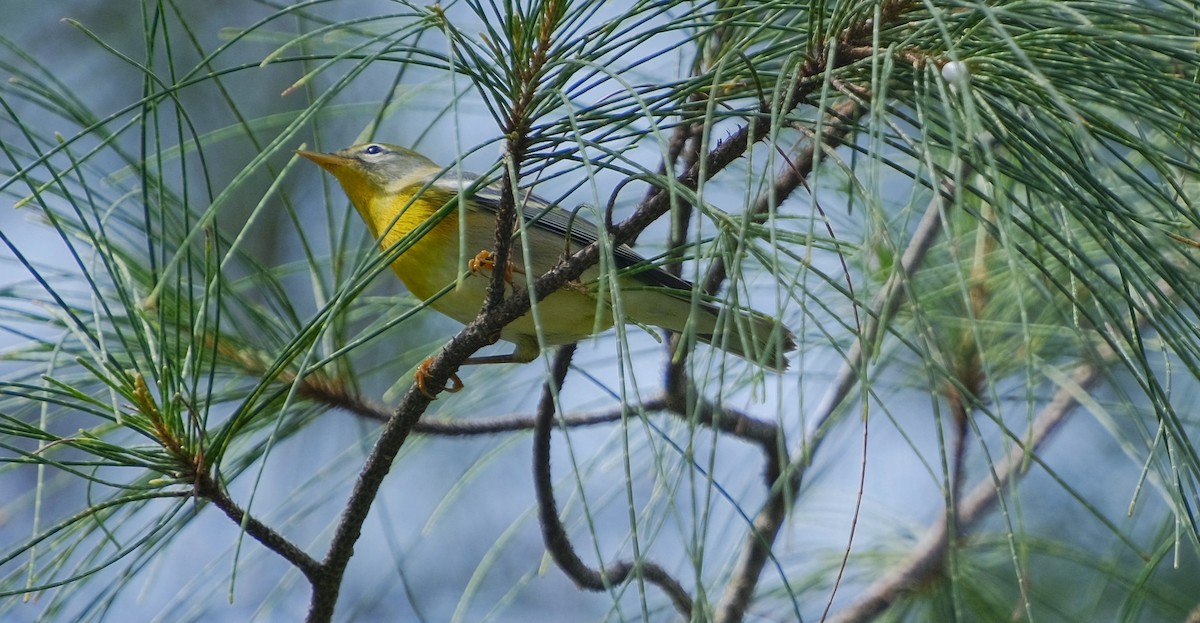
[298,142,795,396]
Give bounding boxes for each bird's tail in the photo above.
[626,290,795,370]
[692,305,795,371]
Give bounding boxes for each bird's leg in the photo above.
[416,358,464,399]
[468,249,516,284]
[461,353,525,366]
[414,351,532,398]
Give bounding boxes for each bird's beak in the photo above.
[295,149,351,171]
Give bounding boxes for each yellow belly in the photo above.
[418,272,615,352]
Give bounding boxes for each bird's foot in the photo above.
[469,250,515,284]
[416,357,464,398]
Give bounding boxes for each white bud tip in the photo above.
[942,61,970,85]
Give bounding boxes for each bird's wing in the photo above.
[429,172,696,293]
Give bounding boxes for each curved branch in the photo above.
[533,346,694,618]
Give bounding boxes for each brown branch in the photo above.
[703,98,864,297]
[414,409,626,435]
[305,379,436,622]
[387,400,635,434]
[533,346,693,618]
[193,470,323,581]
[826,361,1105,623]
[662,386,788,485]
[307,374,782,458]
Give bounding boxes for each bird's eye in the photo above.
[363,144,384,156]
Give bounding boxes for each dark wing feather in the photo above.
[454,176,696,292]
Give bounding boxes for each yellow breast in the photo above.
[363,187,462,301]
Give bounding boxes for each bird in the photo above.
[297,142,795,396]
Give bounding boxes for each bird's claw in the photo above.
[469,250,515,284]
[416,357,464,398]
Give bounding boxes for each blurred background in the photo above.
[2,1,1198,622]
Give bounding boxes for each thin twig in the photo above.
[702,99,863,297]
[663,120,702,274]
[308,374,783,460]
[414,409,625,435]
[533,346,694,618]
[193,470,323,581]
[638,120,699,250]
[302,375,633,431]
[826,361,1105,623]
